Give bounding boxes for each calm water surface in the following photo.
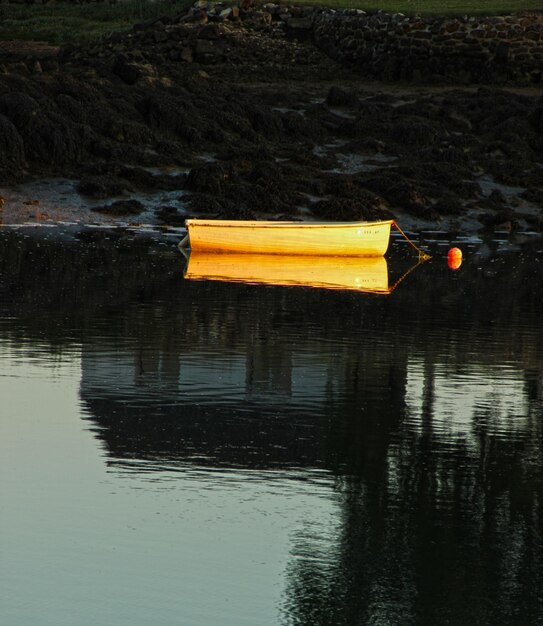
[1,227,543,625]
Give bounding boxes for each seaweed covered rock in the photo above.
[91,199,145,215]
[186,162,230,195]
[77,175,133,199]
[0,114,26,174]
[0,91,84,165]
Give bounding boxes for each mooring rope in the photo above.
[388,257,429,293]
[392,221,432,260]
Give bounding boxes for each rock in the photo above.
[0,5,541,237]
[0,92,40,130]
[117,166,160,189]
[243,103,284,138]
[105,118,154,146]
[91,199,145,215]
[487,189,507,206]
[312,196,390,221]
[112,57,142,85]
[154,205,186,225]
[480,210,517,232]
[133,16,166,32]
[528,106,543,133]
[286,16,313,40]
[262,3,280,15]
[9,62,30,76]
[198,23,223,39]
[182,8,208,24]
[282,111,323,141]
[77,175,133,199]
[139,92,203,144]
[389,117,440,147]
[520,188,543,204]
[0,114,26,171]
[445,109,473,131]
[118,166,187,191]
[363,173,434,215]
[219,8,233,20]
[432,193,464,215]
[326,86,358,107]
[0,92,81,165]
[180,46,194,63]
[287,17,313,30]
[186,162,230,194]
[154,30,169,44]
[215,200,257,220]
[194,39,223,63]
[41,59,59,73]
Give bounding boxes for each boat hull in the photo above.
[185,219,393,256]
[184,252,390,293]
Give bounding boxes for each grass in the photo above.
[0,0,540,46]
[296,0,543,15]
[0,0,193,46]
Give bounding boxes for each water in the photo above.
[2,226,543,625]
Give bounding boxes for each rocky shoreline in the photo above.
[0,2,542,235]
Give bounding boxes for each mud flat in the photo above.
[0,2,542,236]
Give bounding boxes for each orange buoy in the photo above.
[447,247,462,270]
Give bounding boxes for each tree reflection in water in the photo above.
[1,227,542,624]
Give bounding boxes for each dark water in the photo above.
[2,226,543,626]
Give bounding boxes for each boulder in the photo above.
[186,162,230,194]
[0,113,26,171]
[112,56,142,85]
[0,92,82,165]
[154,205,186,225]
[326,86,359,107]
[77,175,133,199]
[194,39,224,63]
[91,199,145,215]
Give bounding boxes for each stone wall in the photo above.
[186,3,543,84]
[3,0,543,83]
[311,10,543,83]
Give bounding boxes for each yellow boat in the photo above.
[182,218,394,256]
[183,251,392,293]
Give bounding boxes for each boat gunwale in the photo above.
[186,219,394,230]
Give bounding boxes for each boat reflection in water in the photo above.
[3,228,543,626]
[183,251,423,294]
